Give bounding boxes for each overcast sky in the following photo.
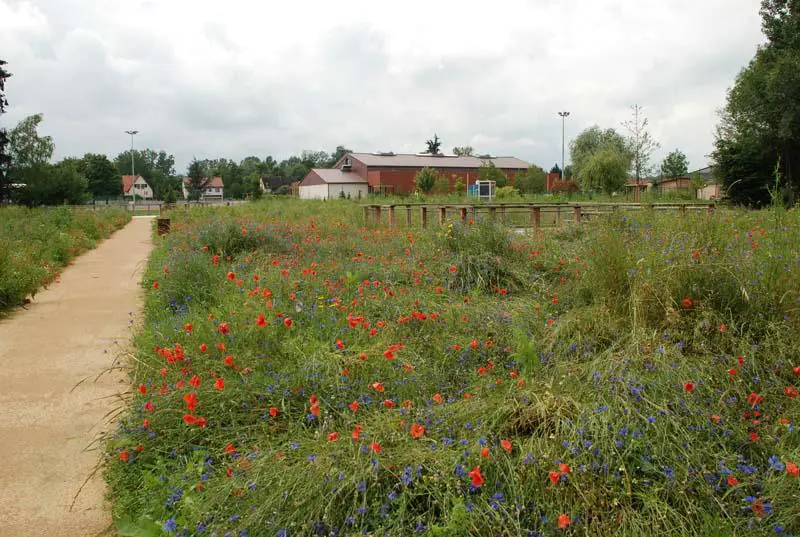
[1,0,765,173]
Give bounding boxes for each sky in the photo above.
[0,0,765,174]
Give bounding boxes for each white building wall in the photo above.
[327,183,368,200]
[299,184,329,200]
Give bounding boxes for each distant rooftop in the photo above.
[346,152,529,170]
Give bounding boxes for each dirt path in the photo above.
[0,216,154,537]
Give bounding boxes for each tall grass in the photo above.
[107,199,799,536]
[0,206,131,313]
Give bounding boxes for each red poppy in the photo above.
[224,355,234,367]
[370,441,382,454]
[549,471,560,484]
[719,323,727,333]
[183,414,197,425]
[787,462,799,477]
[214,378,225,391]
[785,386,798,399]
[500,439,512,453]
[310,402,320,417]
[335,339,345,350]
[327,432,340,442]
[683,382,695,393]
[226,271,236,281]
[749,431,759,442]
[383,399,395,409]
[352,424,363,441]
[557,513,571,529]
[710,415,721,424]
[794,365,800,376]
[383,350,396,360]
[469,340,479,349]
[225,443,236,454]
[218,322,230,335]
[432,393,443,404]
[189,375,201,388]
[143,418,150,428]
[137,383,147,395]
[119,450,129,462]
[283,318,293,328]
[200,343,207,353]
[681,297,693,309]
[184,323,193,333]
[410,423,425,439]
[727,476,739,487]
[358,352,368,361]
[747,392,763,406]
[268,406,279,417]
[468,466,484,487]
[256,313,267,327]
[197,416,206,428]
[371,382,385,393]
[448,265,457,273]
[349,400,360,412]
[480,447,489,458]
[559,463,571,474]
[183,392,198,411]
[738,355,746,366]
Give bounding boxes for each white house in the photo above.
[298,169,368,200]
[121,175,154,199]
[182,176,224,200]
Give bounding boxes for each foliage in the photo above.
[580,144,631,194]
[712,1,800,206]
[114,149,179,200]
[453,177,466,195]
[622,104,660,182]
[274,185,291,195]
[550,179,580,193]
[660,149,689,180]
[478,161,508,187]
[570,126,631,183]
[0,206,129,313]
[0,59,10,203]
[185,159,209,202]
[13,161,89,206]
[516,164,546,194]
[453,146,474,156]
[425,134,442,155]
[549,163,561,176]
[107,200,800,536]
[80,153,121,199]
[8,113,55,171]
[414,167,437,193]
[563,164,573,180]
[495,186,520,199]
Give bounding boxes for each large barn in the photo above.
[299,152,529,197]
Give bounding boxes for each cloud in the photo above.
[0,0,765,173]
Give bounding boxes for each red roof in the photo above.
[121,175,144,194]
[182,176,224,188]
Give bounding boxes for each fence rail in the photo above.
[362,202,717,229]
[40,200,249,213]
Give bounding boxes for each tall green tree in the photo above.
[80,153,119,199]
[414,167,437,193]
[425,134,442,155]
[453,146,474,156]
[185,158,209,202]
[328,146,352,166]
[569,126,630,183]
[622,104,660,183]
[660,149,689,179]
[0,59,11,203]
[712,0,800,206]
[516,164,547,194]
[14,161,88,207]
[580,144,630,194]
[8,114,54,170]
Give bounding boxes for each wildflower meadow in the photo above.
[0,206,130,314]
[107,200,800,536]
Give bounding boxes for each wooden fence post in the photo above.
[421,206,428,229]
[708,204,715,216]
[406,206,412,227]
[389,206,396,228]
[471,206,477,223]
[679,204,686,217]
[374,206,382,226]
[489,207,496,221]
[439,206,446,225]
[460,207,467,223]
[531,207,541,230]
[556,206,561,225]
[573,206,582,224]
[499,206,506,224]
[363,206,370,226]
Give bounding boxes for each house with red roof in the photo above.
[121,175,154,199]
[181,176,224,201]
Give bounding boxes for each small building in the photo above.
[121,175,154,199]
[182,176,224,200]
[260,176,294,194]
[322,152,529,195]
[299,169,368,200]
[697,183,722,200]
[658,177,692,193]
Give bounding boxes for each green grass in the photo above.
[0,206,131,314]
[107,199,800,536]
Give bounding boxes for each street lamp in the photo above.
[557,112,570,180]
[125,130,138,211]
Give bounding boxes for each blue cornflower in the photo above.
[768,455,785,472]
[163,518,177,533]
[388,490,398,501]
[401,466,414,486]
[289,443,300,450]
[774,525,785,534]
[595,405,609,413]
[307,454,317,462]
[277,529,288,537]
[454,464,466,478]
[663,467,675,479]
[647,416,656,424]
[415,522,426,533]
[357,480,367,493]
[344,516,355,526]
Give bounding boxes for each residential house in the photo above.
[299,152,530,197]
[182,176,224,200]
[121,175,154,199]
[260,176,294,194]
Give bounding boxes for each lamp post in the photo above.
[125,130,138,212]
[557,112,570,180]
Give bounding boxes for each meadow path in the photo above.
[0,216,154,536]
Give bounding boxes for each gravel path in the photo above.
[0,216,154,536]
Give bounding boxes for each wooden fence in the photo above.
[362,202,717,229]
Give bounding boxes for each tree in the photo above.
[516,164,547,194]
[425,134,442,155]
[185,158,209,201]
[414,167,437,193]
[580,144,630,194]
[622,105,660,184]
[8,114,54,170]
[660,149,689,180]
[711,1,800,206]
[478,161,508,187]
[80,153,119,199]
[114,149,178,199]
[0,59,11,203]
[453,146,474,156]
[563,164,574,180]
[328,146,352,166]
[570,126,630,182]
[14,161,88,207]
[550,164,562,176]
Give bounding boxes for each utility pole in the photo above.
[558,112,570,180]
[125,130,138,212]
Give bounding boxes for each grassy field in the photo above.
[107,199,799,536]
[0,206,131,314]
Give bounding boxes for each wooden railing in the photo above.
[362,202,717,229]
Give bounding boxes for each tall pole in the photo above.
[125,130,138,212]
[558,112,570,180]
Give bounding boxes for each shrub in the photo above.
[551,179,580,193]
[414,167,437,193]
[495,186,520,199]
